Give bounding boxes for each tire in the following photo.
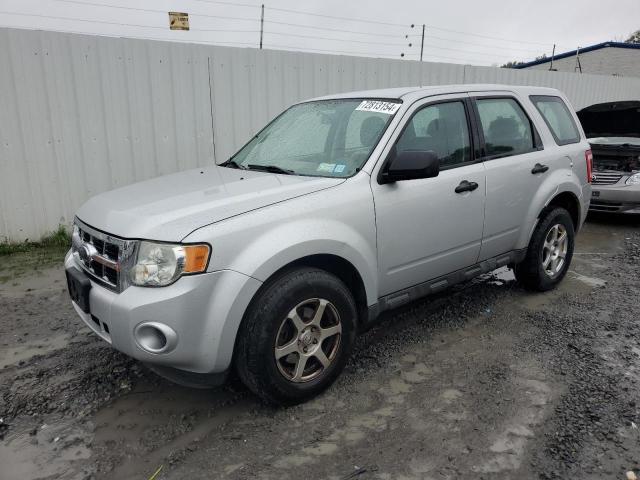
[235,267,357,405]
[514,207,575,291]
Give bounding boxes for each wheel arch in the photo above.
[245,253,370,330]
[541,190,581,231]
[519,179,583,249]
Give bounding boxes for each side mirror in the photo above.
[380,149,440,184]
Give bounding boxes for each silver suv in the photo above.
[65,84,592,404]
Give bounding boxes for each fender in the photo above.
[228,221,378,306]
[185,176,380,307]
[518,168,584,249]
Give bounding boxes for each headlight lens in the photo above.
[626,173,640,185]
[131,242,210,287]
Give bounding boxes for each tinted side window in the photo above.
[530,95,580,145]
[476,98,536,158]
[396,101,471,168]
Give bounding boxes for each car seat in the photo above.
[486,116,522,154]
[360,116,386,147]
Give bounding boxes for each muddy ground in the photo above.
[1,214,639,480]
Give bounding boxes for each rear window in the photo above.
[530,95,581,146]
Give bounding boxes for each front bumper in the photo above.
[65,251,262,374]
[590,181,640,213]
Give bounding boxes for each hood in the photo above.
[577,101,640,139]
[76,166,344,241]
[587,136,640,147]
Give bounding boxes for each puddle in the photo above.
[92,377,251,478]
[568,271,606,288]
[1,376,251,480]
[0,247,67,289]
[479,266,516,287]
[574,222,625,254]
[509,268,604,312]
[0,264,67,297]
[94,379,222,446]
[0,419,90,480]
[0,333,71,369]
[492,267,516,283]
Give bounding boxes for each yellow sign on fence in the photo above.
[168,12,189,31]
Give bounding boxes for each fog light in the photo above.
[134,322,178,354]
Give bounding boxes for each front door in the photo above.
[371,96,486,296]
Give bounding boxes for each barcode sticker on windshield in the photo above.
[356,100,401,115]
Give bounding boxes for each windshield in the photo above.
[226,99,401,177]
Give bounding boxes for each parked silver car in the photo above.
[577,101,640,214]
[65,84,592,404]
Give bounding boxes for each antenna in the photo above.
[549,44,556,71]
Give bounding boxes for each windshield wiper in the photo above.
[220,159,247,169]
[247,164,295,175]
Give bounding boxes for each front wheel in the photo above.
[514,207,575,291]
[235,267,357,405]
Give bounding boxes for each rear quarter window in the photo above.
[530,95,581,146]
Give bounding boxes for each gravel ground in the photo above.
[1,215,639,480]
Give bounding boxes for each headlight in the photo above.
[626,173,640,186]
[130,241,210,287]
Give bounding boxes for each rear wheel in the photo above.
[514,207,575,291]
[235,267,357,405]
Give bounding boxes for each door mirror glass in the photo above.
[381,149,440,183]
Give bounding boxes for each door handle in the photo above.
[531,163,549,174]
[455,180,479,194]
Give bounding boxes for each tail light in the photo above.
[585,149,593,184]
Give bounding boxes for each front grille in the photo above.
[592,172,622,185]
[105,243,119,260]
[71,219,136,292]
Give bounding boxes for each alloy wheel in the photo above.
[542,223,568,278]
[274,298,342,383]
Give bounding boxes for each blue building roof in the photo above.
[514,41,640,69]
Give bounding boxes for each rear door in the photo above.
[371,95,486,296]
[471,93,566,260]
